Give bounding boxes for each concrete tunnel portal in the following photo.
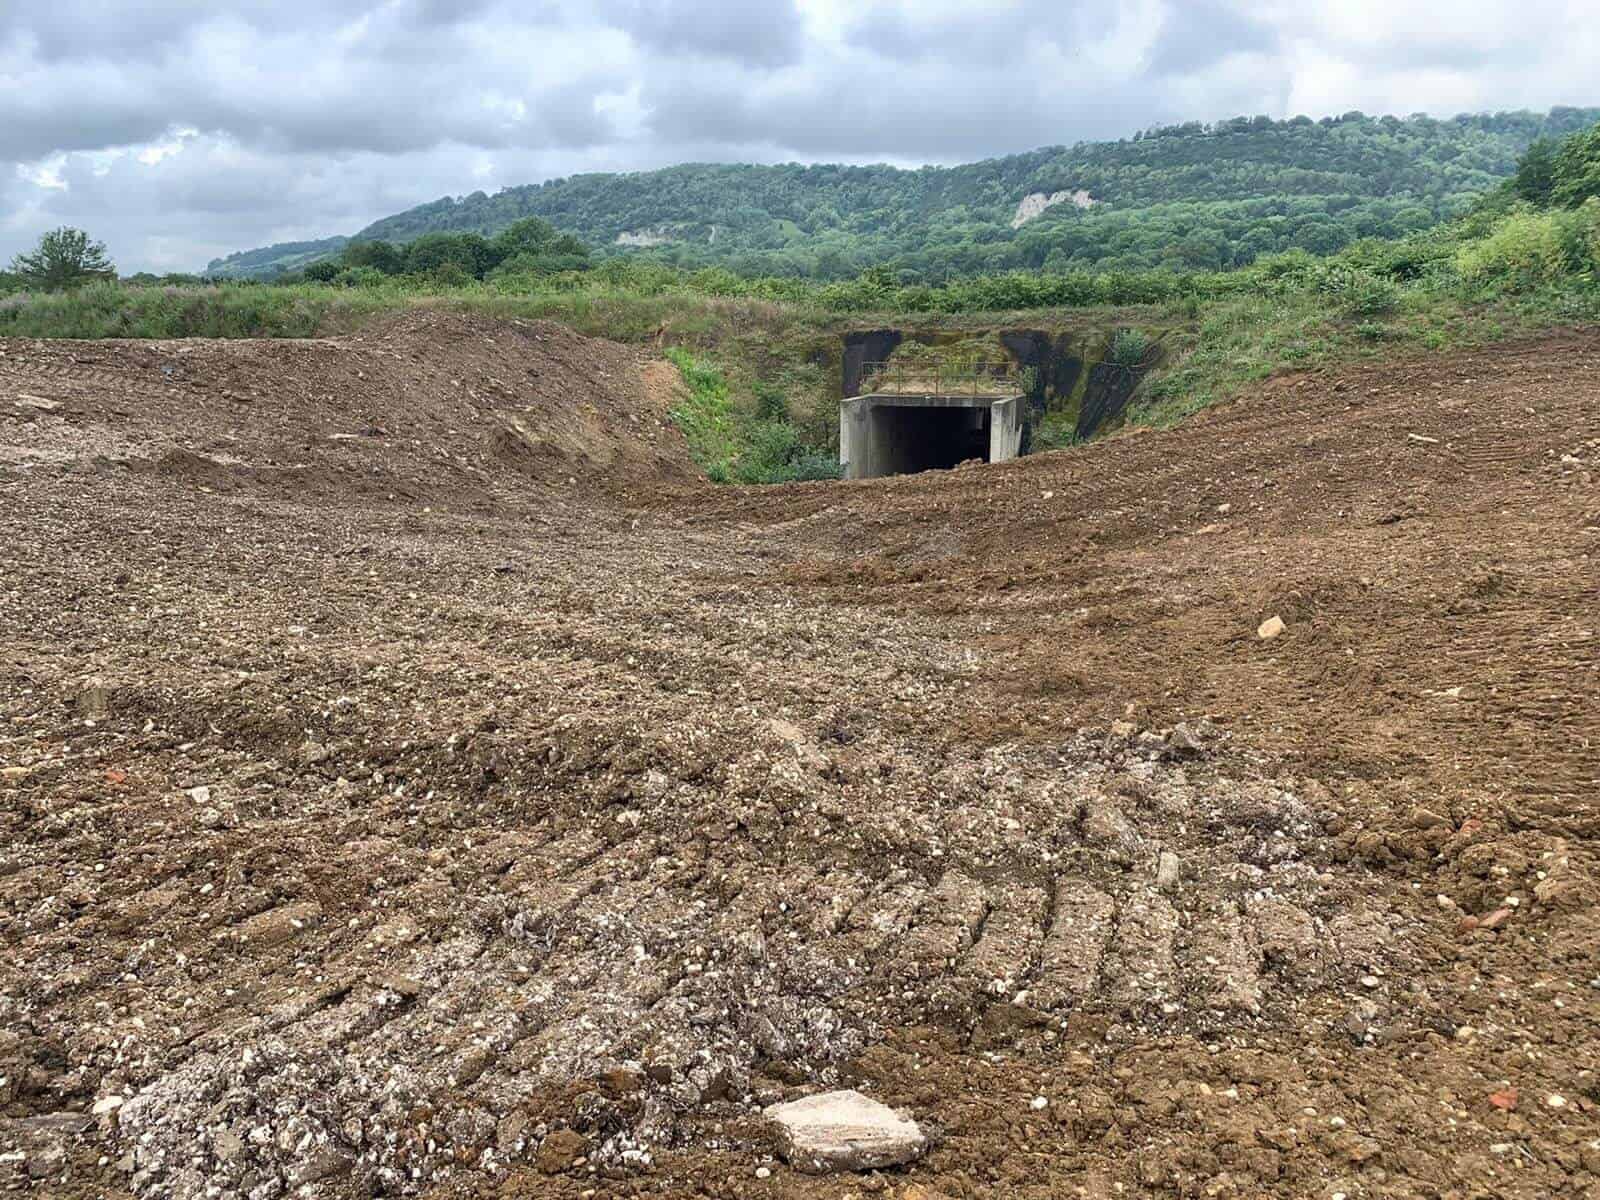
[840,392,1024,480]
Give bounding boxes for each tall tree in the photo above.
[11,227,116,290]
[1512,138,1558,205]
[1551,123,1600,208]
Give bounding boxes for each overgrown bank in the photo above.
[663,348,839,484]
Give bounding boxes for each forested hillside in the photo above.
[207,235,348,281]
[208,107,1600,280]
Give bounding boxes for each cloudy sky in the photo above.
[2,0,1597,273]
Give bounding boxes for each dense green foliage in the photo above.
[663,348,839,484]
[10,227,116,291]
[208,108,1600,282]
[1506,118,1600,208]
[0,279,385,338]
[7,176,1597,470]
[1552,125,1600,207]
[296,217,590,287]
[1453,118,1600,290]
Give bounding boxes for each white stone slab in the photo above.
[765,1089,927,1174]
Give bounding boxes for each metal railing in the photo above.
[859,359,1019,397]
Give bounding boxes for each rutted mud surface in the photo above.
[1,315,1597,1198]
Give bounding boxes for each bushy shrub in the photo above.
[334,266,389,289]
[1551,123,1600,208]
[9,227,115,290]
[665,348,839,485]
[426,261,474,288]
[1513,138,1559,205]
[592,257,681,295]
[784,449,844,482]
[1553,198,1600,274]
[688,267,746,297]
[1455,210,1567,290]
[1108,327,1152,365]
[302,260,342,283]
[342,240,404,274]
[489,253,551,281]
[734,421,799,483]
[1316,266,1400,316]
[1030,414,1083,451]
[1338,235,1452,281]
[1250,249,1320,285]
[752,379,789,422]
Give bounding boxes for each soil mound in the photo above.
[0,309,696,509]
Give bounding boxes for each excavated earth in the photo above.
[1,311,1597,1200]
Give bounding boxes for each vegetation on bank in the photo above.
[4,120,1599,481]
[663,348,839,484]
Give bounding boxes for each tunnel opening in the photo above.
[840,394,1023,480]
[873,403,991,475]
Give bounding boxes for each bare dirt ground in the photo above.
[2,312,1597,1199]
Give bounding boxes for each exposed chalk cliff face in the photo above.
[1010,190,1097,228]
[615,228,677,247]
[617,225,722,246]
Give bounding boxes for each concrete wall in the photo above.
[841,394,1022,480]
[989,394,1022,464]
[841,330,904,398]
[840,396,873,479]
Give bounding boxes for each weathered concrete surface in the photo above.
[990,393,1023,462]
[842,330,905,397]
[840,393,1023,479]
[765,1090,928,1174]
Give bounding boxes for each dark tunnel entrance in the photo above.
[871,404,991,475]
[839,394,1024,480]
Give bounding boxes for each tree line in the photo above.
[9,113,1600,299]
[207,106,1600,281]
[298,217,589,285]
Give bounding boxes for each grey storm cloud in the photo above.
[0,3,627,161]
[1145,0,1283,75]
[640,64,1177,159]
[0,0,500,62]
[0,1,367,63]
[598,0,807,66]
[839,0,1098,63]
[1,0,1597,272]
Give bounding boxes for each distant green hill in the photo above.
[206,236,349,281]
[207,107,1600,281]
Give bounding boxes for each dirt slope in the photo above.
[0,309,695,507]
[1,317,1596,1200]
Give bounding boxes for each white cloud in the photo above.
[0,0,1595,272]
[17,158,67,191]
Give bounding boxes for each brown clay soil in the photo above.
[1,311,1597,1200]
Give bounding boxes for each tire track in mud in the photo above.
[84,714,1393,1197]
